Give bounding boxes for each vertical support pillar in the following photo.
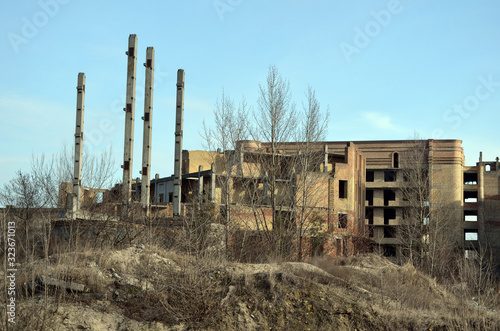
[324,144,329,173]
[72,72,85,219]
[478,152,484,201]
[263,171,268,205]
[496,157,499,172]
[173,69,185,216]
[210,163,216,203]
[198,165,204,206]
[141,47,155,215]
[122,34,138,210]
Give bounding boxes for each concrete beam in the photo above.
[141,47,155,215]
[72,72,85,219]
[173,69,185,216]
[122,34,138,209]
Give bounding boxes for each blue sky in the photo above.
[1,0,500,188]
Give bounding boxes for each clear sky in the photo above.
[1,0,499,188]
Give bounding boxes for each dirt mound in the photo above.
[7,247,500,330]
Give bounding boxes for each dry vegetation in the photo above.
[1,221,500,331]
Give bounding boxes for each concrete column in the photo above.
[210,163,216,203]
[173,69,185,216]
[478,152,484,201]
[198,165,204,206]
[141,47,155,215]
[263,171,268,205]
[72,73,85,219]
[324,144,329,173]
[122,34,138,208]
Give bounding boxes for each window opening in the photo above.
[366,170,374,182]
[384,170,396,182]
[366,190,374,206]
[393,152,399,168]
[383,189,396,206]
[338,213,348,228]
[339,180,347,199]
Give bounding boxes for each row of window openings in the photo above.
[366,189,396,206]
[366,170,398,182]
[365,208,396,225]
[367,225,396,238]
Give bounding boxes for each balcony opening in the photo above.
[384,208,396,225]
[383,189,396,206]
[366,170,374,182]
[464,172,478,185]
[366,190,374,206]
[339,180,348,199]
[384,170,397,182]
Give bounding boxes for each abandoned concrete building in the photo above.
[128,139,500,263]
[56,34,499,263]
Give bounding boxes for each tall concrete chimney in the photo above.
[72,72,85,219]
[122,34,138,209]
[141,47,155,215]
[173,69,185,216]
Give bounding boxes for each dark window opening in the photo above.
[168,192,173,203]
[384,208,396,225]
[338,213,348,228]
[384,226,396,238]
[383,189,396,206]
[464,191,478,203]
[366,190,374,206]
[368,225,374,238]
[384,170,397,182]
[464,172,478,185]
[159,193,164,203]
[339,180,348,199]
[365,207,373,225]
[366,170,374,182]
[383,245,397,257]
[393,152,399,168]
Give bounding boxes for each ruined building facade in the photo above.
[141,139,500,263]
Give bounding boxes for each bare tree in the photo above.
[294,86,329,260]
[202,90,248,256]
[398,137,456,276]
[251,65,297,257]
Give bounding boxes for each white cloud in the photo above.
[361,111,402,132]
